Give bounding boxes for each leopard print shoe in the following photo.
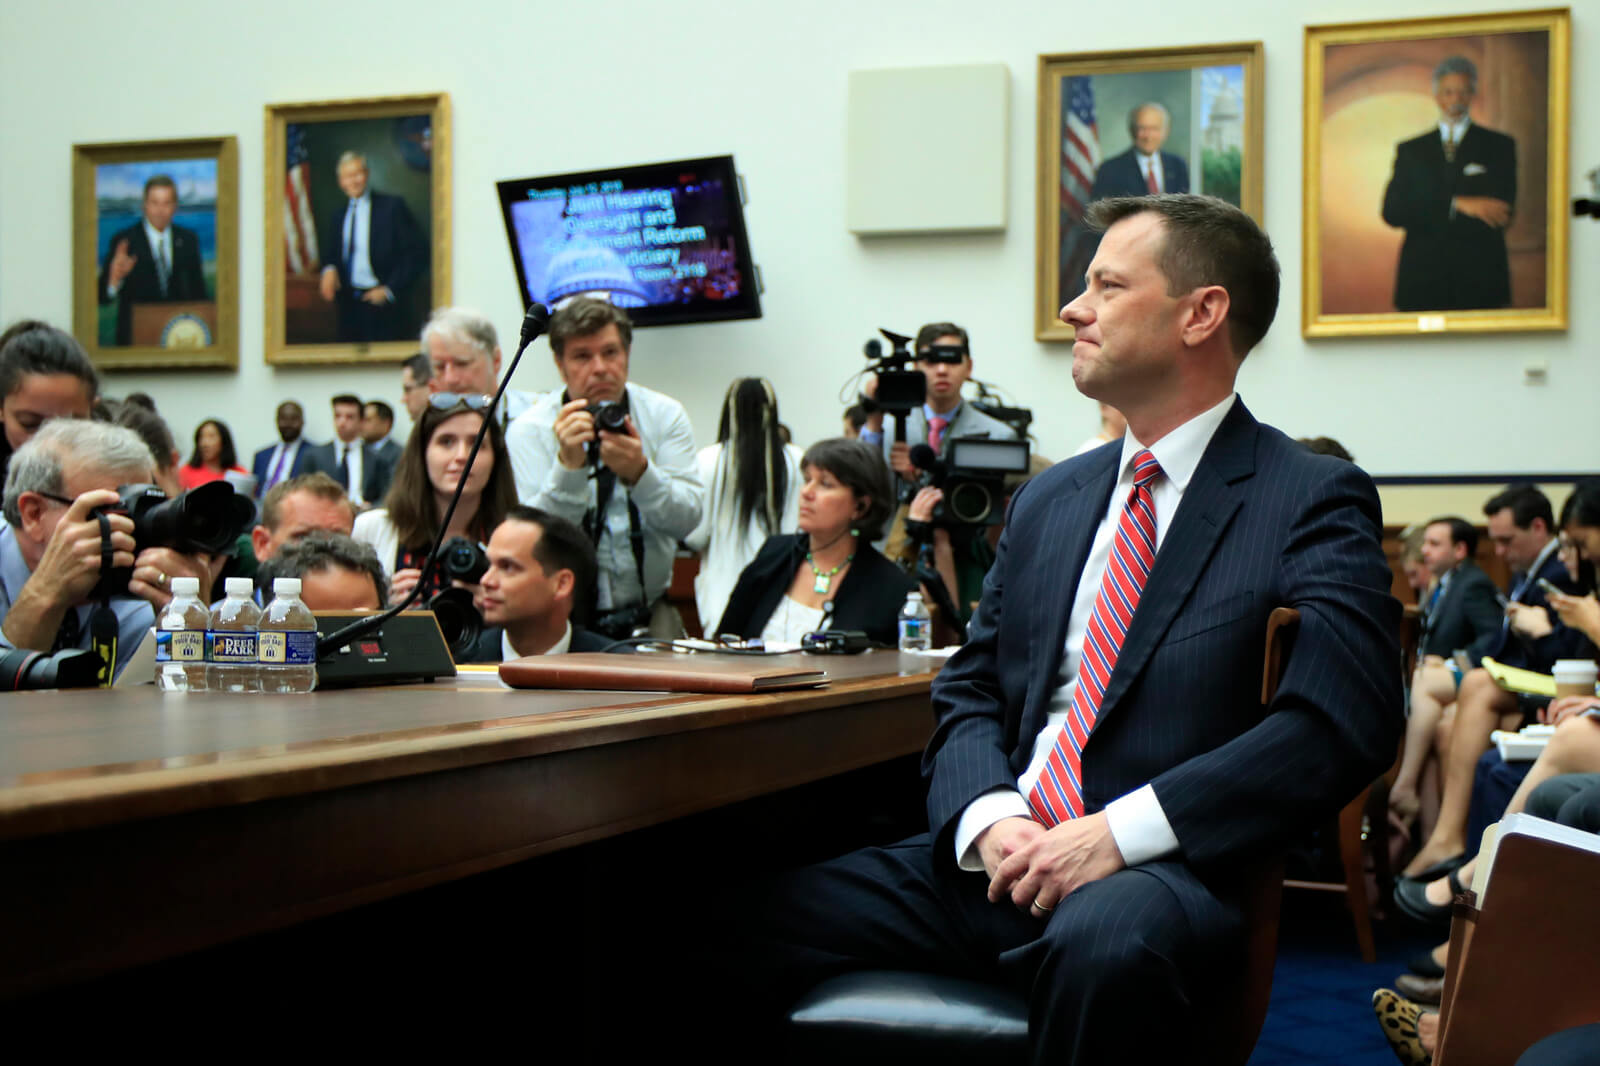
[1372,987,1432,1065]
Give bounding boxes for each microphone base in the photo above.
[313,610,459,689]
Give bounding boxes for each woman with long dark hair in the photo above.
[177,418,244,489]
[352,393,518,604]
[0,320,99,483]
[685,378,802,631]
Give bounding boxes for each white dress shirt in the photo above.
[1136,151,1165,192]
[342,193,380,290]
[505,382,702,611]
[503,622,572,661]
[953,393,1239,871]
[336,439,366,507]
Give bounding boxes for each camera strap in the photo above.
[90,511,116,687]
[586,469,649,606]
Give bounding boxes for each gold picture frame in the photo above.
[1035,42,1264,342]
[72,136,238,370]
[1303,8,1569,337]
[263,92,450,365]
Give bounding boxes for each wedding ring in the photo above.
[1030,898,1053,913]
[157,572,168,586]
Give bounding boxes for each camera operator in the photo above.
[0,420,215,680]
[506,298,702,640]
[468,506,613,662]
[859,322,1019,479]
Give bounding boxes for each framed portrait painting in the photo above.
[1035,42,1264,341]
[72,136,238,370]
[264,93,450,365]
[1303,9,1570,337]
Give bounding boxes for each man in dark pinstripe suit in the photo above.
[748,195,1403,1064]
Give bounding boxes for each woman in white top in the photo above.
[352,393,518,605]
[685,378,802,632]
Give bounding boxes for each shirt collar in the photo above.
[1439,116,1472,141]
[1117,393,1237,493]
[1136,150,1161,167]
[924,400,961,424]
[142,219,170,248]
[503,621,572,660]
[348,190,371,209]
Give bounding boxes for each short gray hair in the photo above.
[336,150,368,171]
[1433,55,1478,94]
[1127,101,1171,138]
[420,307,498,364]
[3,420,155,526]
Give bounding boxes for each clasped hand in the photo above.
[35,490,213,610]
[552,398,647,483]
[978,813,1126,917]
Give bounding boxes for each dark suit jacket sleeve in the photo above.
[372,194,424,293]
[1459,568,1509,664]
[171,226,207,301]
[715,534,794,637]
[1148,464,1402,866]
[1164,152,1190,194]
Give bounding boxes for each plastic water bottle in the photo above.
[258,577,318,693]
[898,591,932,652]
[207,576,261,693]
[154,576,209,691]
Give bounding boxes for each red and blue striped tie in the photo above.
[1028,450,1162,827]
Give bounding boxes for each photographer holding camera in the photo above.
[507,298,702,640]
[0,420,217,680]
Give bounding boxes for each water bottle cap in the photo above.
[224,577,254,597]
[907,592,923,601]
[169,576,200,596]
[272,577,302,597]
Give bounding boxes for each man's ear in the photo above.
[250,525,271,560]
[553,567,575,603]
[14,492,49,540]
[1180,285,1231,349]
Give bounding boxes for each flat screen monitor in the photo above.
[497,154,761,328]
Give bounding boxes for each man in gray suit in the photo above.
[861,322,1018,482]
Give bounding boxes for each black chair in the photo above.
[783,608,1301,1065]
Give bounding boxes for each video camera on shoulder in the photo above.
[859,328,926,415]
[86,482,254,601]
[912,437,1031,527]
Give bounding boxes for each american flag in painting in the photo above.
[284,125,321,274]
[1060,76,1099,219]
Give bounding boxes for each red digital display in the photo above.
[359,641,382,656]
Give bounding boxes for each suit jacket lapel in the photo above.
[1020,449,1118,738]
[1092,402,1258,726]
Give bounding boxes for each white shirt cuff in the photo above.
[1102,784,1180,867]
[953,788,1032,872]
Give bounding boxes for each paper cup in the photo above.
[1552,659,1599,698]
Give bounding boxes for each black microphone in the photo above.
[317,303,552,659]
[908,443,947,485]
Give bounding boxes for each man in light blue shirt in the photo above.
[0,420,215,681]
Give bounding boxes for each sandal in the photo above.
[1373,988,1433,1065]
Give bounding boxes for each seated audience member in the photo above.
[685,378,802,634]
[1072,401,1127,456]
[109,399,182,497]
[1398,523,1432,604]
[353,393,516,605]
[1391,516,1507,820]
[251,401,312,498]
[841,404,867,440]
[362,400,402,467]
[0,420,214,679]
[860,321,1019,481]
[716,437,913,647]
[470,506,610,662]
[1402,484,1583,878]
[258,532,386,611]
[505,297,702,640]
[0,321,98,483]
[400,351,431,424]
[304,393,392,508]
[1297,435,1355,462]
[122,392,157,413]
[421,307,536,433]
[177,418,246,490]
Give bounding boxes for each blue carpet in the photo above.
[1249,894,1441,1065]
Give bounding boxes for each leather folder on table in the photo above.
[498,652,827,694]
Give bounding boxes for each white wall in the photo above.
[1,0,1595,474]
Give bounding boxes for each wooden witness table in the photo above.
[0,651,940,999]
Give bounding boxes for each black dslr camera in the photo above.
[435,535,489,584]
[86,482,254,601]
[585,401,628,465]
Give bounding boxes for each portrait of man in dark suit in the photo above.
[1089,102,1191,200]
[317,150,425,343]
[1381,55,1516,312]
[96,174,210,346]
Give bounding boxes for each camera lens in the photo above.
[438,536,489,584]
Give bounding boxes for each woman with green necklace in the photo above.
[714,437,915,647]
